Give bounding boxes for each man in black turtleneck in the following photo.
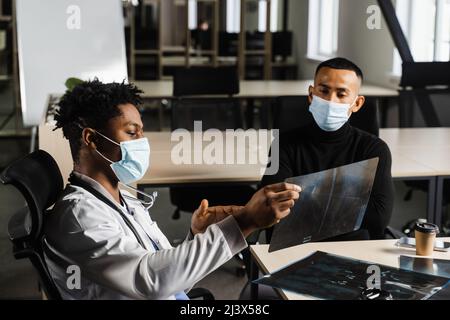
[261,57,394,240]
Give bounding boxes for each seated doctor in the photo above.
[45,80,301,300]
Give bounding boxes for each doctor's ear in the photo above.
[307,85,314,104]
[350,96,365,114]
[81,128,97,148]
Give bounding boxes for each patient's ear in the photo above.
[350,96,365,114]
[307,85,314,104]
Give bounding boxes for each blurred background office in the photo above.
[0,0,449,299]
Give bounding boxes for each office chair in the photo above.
[171,67,255,277]
[272,31,293,61]
[173,66,239,97]
[170,66,254,218]
[169,97,255,214]
[272,96,380,136]
[272,96,311,133]
[218,32,238,57]
[1,150,64,300]
[2,150,215,300]
[349,97,380,137]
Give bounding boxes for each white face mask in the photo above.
[309,95,358,132]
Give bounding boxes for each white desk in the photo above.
[39,126,449,223]
[380,128,450,148]
[134,80,398,99]
[38,126,271,186]
[39,126,444,186]
[250,238,450,300]
[381,128,450,223]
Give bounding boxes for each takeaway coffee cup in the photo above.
[415,222,439,256]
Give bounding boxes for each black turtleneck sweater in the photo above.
[261,119,394,240]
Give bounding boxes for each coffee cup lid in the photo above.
[415,222,439,234]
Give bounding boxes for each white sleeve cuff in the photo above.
[216,216,248,255]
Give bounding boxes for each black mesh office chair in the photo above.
[173,66,239,97]
[170,67,255,220]
[272,96,310,133]
[1,150,215,300]
[1,150,64,300]
[170,67,256,277]
[349,97,380,137]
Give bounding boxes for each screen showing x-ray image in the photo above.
[269,158,379,252]
[253,251,450,300]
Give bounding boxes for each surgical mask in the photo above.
[95,131,150,185]
[309,95,358,132]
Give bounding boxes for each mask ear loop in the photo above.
[78,123,121,164]
[76,122,156,209]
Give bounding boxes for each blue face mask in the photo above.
[95,131,150,185]
[309,95,357,132]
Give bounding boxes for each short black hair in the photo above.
[54,79,143,163]
[315,57,364,81]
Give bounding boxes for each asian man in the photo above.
[261,57,394,240]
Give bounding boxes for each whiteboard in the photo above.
[16,0,128,127]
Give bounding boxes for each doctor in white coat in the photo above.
[44,80,301,300]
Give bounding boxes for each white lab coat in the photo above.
[44,171,247,300]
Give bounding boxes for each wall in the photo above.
[289,0,400,88]
[288,0,450,126]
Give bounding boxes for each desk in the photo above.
[134,80,398,99]
[250,238,450,300]
[381,128,450,225]
[39,126,447,223]
[135,80,398,128]
[38,127,272,187]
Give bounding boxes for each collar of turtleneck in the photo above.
[306,119,353,143]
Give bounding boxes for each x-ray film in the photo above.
[399,257,450,300]
[269,158,379,252]
[253,251,450,300]
[399,256,450,279]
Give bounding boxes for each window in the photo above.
[258,0,279,32]
[188,0,197,30]
[226,0,240,33]
[393,0,450,75]
[226,0,279,33]
[307,0,339,60]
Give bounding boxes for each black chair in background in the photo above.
[246,31,265,51]
[191,29,212,51]
[218,32,239,57]
[170,67,255,220]
[349,98,380,137]
[173,66,239,97]
[272,96,380,136]
[272,31,293,61]
[1,150,64,300]
[272,96,310,134]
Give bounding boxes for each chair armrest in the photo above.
[187,287,215,300]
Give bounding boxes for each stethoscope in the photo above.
[119,182,158,210]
